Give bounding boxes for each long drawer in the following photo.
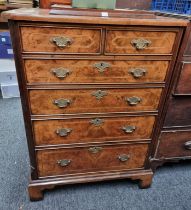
[24,59,169,84]
[33,115,155,146]
[156,130,191,159]
[37,143,149,177]
[105,29,176,55]
[20,26,102,54]
[29,88,162,115]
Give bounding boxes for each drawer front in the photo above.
[24,60,169,84]
[20,26,101,54]
[156,130,191,159]
[175,62,191,95]
[29,88,162,115]
[105,30,176,55]
[37,143,149,177]
[33,116,155,146]
[164,96,191,127]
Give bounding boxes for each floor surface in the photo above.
[0,98,191,210]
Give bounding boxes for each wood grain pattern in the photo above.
[33,116,155,146]
[175,62,191,94]
[29,88,163,115]
[105,30,177,55]
[4,7,188,200]
[37,143,149,177]
[20,26,101,54]
[24,59,169,84]
[156,130,191,159]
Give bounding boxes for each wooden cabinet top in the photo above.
[2,8,189,27]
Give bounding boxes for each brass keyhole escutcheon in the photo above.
[88,147,103,154]
[93,62,111,73]
[92,90,108,100]
[90,118,104,126]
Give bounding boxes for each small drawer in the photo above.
[29,88,162,115]
[33,115,155,146]
[156,130,191,159]
[105,29,176,55]
[37,143,149,177]
[20,26,102,54]
[24,59,169,84]
[175,62,191,95]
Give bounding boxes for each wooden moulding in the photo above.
[1,8,189,27]
[28,169,153,201]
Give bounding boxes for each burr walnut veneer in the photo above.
[2,8,188,201]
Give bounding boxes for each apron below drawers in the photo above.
[29,88,162,115]
[37,143,149,177]
[33,115,155,146]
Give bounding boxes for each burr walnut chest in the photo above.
[2,8,188,201]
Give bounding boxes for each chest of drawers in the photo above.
[2,8,188,201]
[151,22,191,169]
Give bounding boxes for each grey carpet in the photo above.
[0,98,191,210]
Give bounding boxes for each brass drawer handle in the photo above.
[118,154,130,162]
[125,96,142,106]
[54,98,71,108]
[92,90,108,100]
[122,125,136,134]
[184,141,191,150]
[56,128,72,137]
[129,68,147,79]
[57,159,71,167]
[88,147,103,154]
[93,62,111,73]
[52,67,71,79]
[131,38,151,50]
[90,118,104,126]
[51,36,73,48]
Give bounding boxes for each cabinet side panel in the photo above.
[8,20,38,179]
